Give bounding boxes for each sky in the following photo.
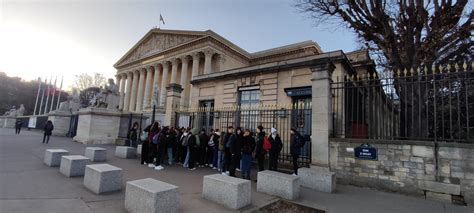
[0,0,358,90]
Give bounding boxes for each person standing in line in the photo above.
[128,122,139,148]
[218,126,232,172]
[229,127,243,177]
[175,127,184,165]
[154,126,168,171]
[141,122,152,166]
[255,125,266,172]
[42,120,54,144]
[182,128,191,168]
[222,126,234,175]
[146,122,161,168]
[290,127,303,176]
[241,129,256,180]
[15,119,23,134]
[198,129,209,167]
[210,129,220,169]
[187,128,199,171]
[166,127,177,165]
[268,127,283,171]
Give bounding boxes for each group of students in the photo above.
[127,121,306,179]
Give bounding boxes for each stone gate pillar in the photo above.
[164,83,183,126]
[298,60,337,193]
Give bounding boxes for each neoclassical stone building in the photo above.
[114,28,374,126]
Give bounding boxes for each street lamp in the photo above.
[152,86,159,123]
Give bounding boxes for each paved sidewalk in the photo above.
[0,128,473,213]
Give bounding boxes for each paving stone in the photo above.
[114,146,136,159]
[59,155,90,177]
[85,147,107,162]
[257,170,300,200]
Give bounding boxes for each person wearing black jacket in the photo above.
[290,127,303,175]
[241,129,256,180]
[15,119,22,134]
[198,129,210,167]
[166,127,177,165]
[255,125,266,171]
[128,122,139,147]
[187,128,199,171]
[229,127,243,177]
[221,126,233,174]
[269,127,283,171]
[42,120,54,144]
[154,126,168,171]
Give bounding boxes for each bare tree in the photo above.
[295,0,473,70]
[73,73,107,91]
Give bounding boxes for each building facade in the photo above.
[114,29,374,126]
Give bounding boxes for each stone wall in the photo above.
[329,138,474,205]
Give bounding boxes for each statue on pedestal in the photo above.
[2,104,25,117]
[89,78,120,110]
[56,89,81,114]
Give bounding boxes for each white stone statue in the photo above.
[2,104,25,117]
[90,78,120,110]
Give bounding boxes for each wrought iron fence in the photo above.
[175,105,312,166]
[331,62,474,142]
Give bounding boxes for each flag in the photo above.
[159,14,165,25]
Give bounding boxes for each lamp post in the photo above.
[152,86,159,123]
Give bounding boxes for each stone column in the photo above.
[123,72,133,112]
[152,64,161,107]
[136,68,146,112]
[311,61,335,166]
[179,56,190,108]
[191,52,200,79]
[203,49,214,75]
[164,84,183,126]
[160,61,170,108]
[129,70,139,112]
[118,73,126,110]
[294,60,337,194]
[143,66,153,109]
[170,58,179,84]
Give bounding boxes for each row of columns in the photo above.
[116,48,220,112]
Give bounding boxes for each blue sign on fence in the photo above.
[354,144,377,160]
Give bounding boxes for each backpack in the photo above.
[262,136,271,151]
[181,135,189,146]
[152,133,160,144]
[208,135,215,147]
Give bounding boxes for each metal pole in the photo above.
[152,104,156,123]
[56,76,63,110]
[44,77,52,114]
[49,76,57,112]
[33,77,41,115]
[39,77,47,115]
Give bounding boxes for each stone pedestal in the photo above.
[203,174,251,209]
[60,155,90,177]
[85,147,107,162]
[48,112,72,136]
[164,83,183,126]
[44,149,69,167]
[125,178,180,213]
[0,117,16,128]
[298,166,336,193]
[84,164,123,194]
[73,108,121,144]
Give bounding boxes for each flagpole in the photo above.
[44,76,52,114]
[33,77,42,115]
[56,76,63,110]
[49,76,57,112]
[39,77,47,115]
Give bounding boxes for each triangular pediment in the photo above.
[115,29,206,67]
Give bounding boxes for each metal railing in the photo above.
[331,62,474,142]
[175,105,312,166]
